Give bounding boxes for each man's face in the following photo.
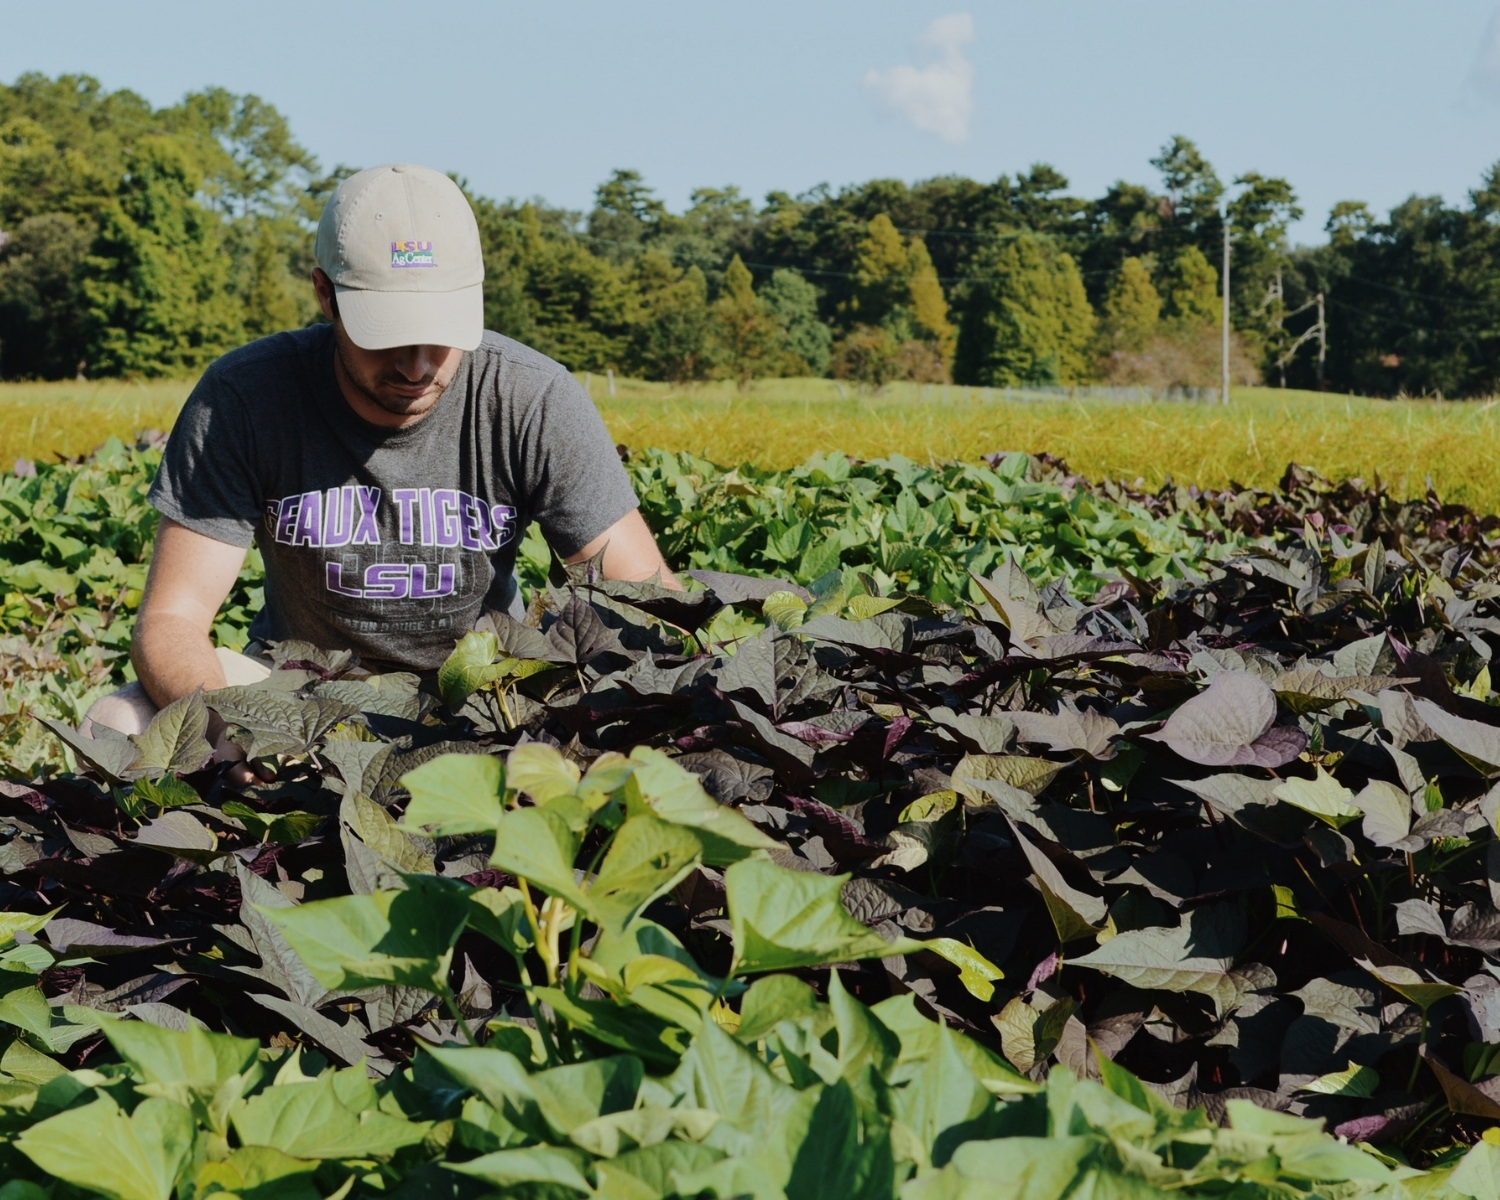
[312,268,465,427]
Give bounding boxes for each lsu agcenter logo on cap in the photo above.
[390,240,435,268]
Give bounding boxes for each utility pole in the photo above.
[1221,212,1231,405]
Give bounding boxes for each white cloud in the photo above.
[864,13,976,144]
[1465,8,1500,104]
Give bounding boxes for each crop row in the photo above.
[0,438,1245,779]
[6,440,1500,1195]
[6,436,1489,779]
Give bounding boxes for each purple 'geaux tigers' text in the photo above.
[263,486,517,601]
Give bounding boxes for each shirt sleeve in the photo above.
[515,369,639,557]
[147,367,263,548]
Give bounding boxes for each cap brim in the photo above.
[335,283,484,352]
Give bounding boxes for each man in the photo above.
[85,163,678,778]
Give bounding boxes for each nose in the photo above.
[391,345,444,381]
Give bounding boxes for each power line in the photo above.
[1324,297,1489,339]
[1341,273,1500,311]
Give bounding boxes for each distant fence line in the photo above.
[896,383,1223,405]
[569,374,1226,405]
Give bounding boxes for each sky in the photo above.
[3,1,1499,245]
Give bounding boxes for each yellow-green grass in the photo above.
[6,375,1500,512]
[596,379,1500,511]
[0,379,192,467]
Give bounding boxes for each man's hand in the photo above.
[213,727,276,789]
[134,518,268,787]
[566,509,683,590]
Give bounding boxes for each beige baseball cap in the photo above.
[314,163,484,352]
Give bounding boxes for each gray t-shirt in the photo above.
[149,325,638,673]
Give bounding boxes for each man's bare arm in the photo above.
[565,509,683,591]
[132,517,248,707]
[132,519,271,782]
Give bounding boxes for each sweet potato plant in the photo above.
[6,441,1500,1194]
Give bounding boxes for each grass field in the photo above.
[1,379,192,466]
[7,375,1500,510]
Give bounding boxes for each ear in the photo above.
[311,267,338,322]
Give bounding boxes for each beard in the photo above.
[333,331,452,420]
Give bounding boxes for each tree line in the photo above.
[2,72,1498,396]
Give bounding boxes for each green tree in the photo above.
[954,233,1096,386]
[684,186,754,243]
[0,74,156,226]
[1225,170,1302,351]
[848,213,909,326]
[587,169,667,264]
[649,186,756,286]
[1101,255,1161,350]
[1325,200,1374,248]
[17,70,1500,396]
[81,136,242,376]
[760,268,832,376]
[0,213,91,378]
[509,204,631,370]
[172,88,320,342]
[1150,135,1223,238]
[167,87,318,219]
[1163,244,1219,327]
[748,168,1081,327]
[1079,180,1165,307]
[906,238,956,368]
[1147,136,1230,316]
[471,194,535,344]
[1299,171,1500,397]
[842,216,955,376]
[240,220,307,338]
[710,255,776,387]
[832,324,900,389]
[628,250,715,382]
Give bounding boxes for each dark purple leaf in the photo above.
[883,716,913,759]
[547,593,624,665]
[1332,1115,1391,1142]
[43,919,172,955]
[0,781,50,814]
[687,570,812,605]
[1026,953,1060,993]
[784,795,885,862]
[1144,671,1305,767]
